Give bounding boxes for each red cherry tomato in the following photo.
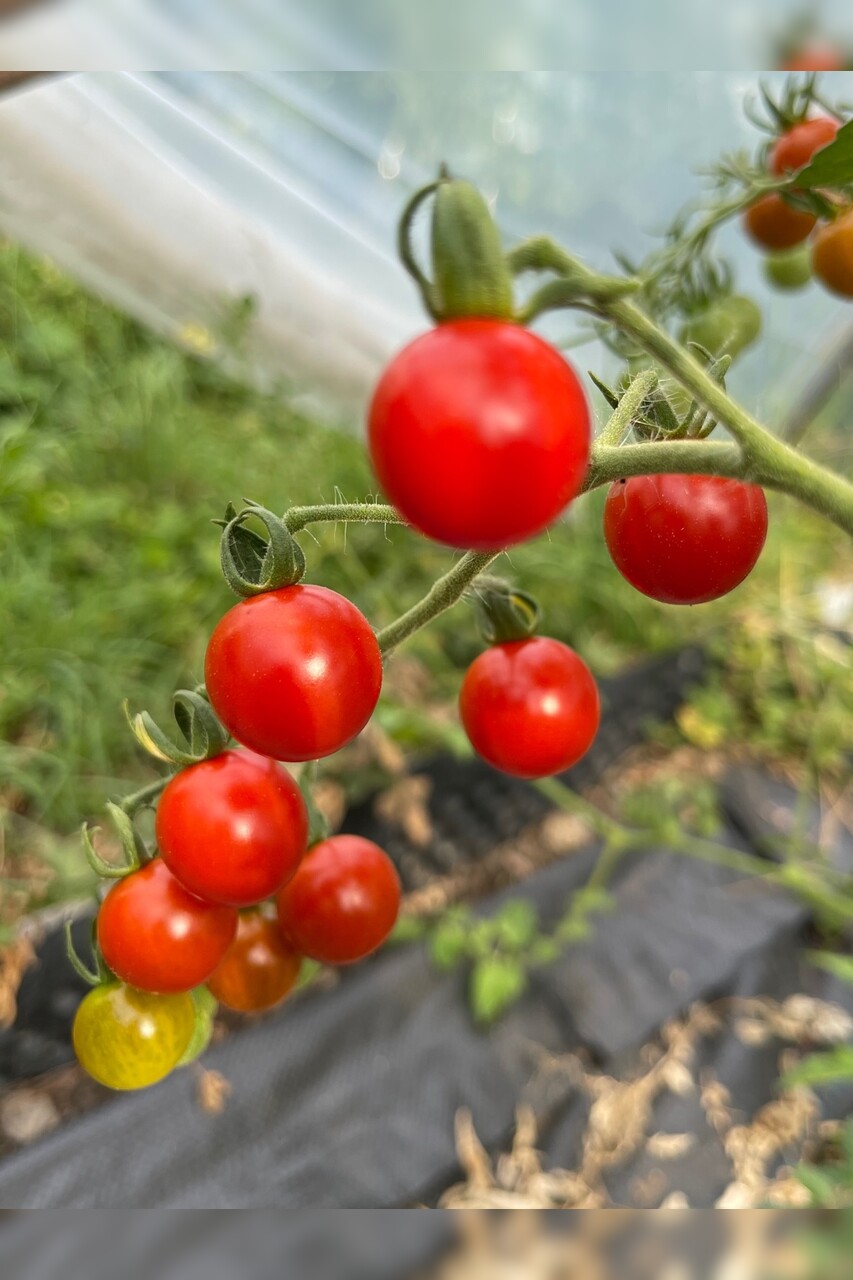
[207,909,302,1013]
[276,835,401,966]
[603,475,769,605]
[779,46,845,73]
[459,637,600,779]
[205,586,382,762]
[812,210,853,298]
[156,750,308,907]
[368,319,591,551]
[97,858,237,994]
[743,194,816,251]
[771,117,839,175]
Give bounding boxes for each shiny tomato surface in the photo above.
[368,320,591,550]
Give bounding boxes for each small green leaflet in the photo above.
[795,119,853,190]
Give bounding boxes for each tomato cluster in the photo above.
[743,114,853,299]
[74,584,402,1091]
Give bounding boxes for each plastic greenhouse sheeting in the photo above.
[1,69,853,425]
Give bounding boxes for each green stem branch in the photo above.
[285,502,403,533]
[376,551,499,655]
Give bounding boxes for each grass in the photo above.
[0,239,851,926]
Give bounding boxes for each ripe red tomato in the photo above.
[368,320,591,551]
[743,194,816,251]
[812,210,853,298]
[97,858,237,994]
[771,117,839,175]
[207,909,302,1013]
[276,835,401,966]
[459,637,600,779]
[205,586,382,762]
[156,750,308,907]
[603,475,769,605]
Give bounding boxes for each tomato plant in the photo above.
[743,194,817,251]
[69,78,853,1087]
[460,637,600,779]
[97,858,238,994]
[812,211,853,298]
[771,116,839,175]
[368,320,591,551]
[72,983,195,1091]
[208,909,302,1013]
[277,836,401,965]
[156,749,308,907]
[603,475,769,605]
[205,585,383,762]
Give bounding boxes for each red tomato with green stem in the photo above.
[770,116,839,175]
[205,586,382,762]
[97,858,237,994]
[603,474,769,605]
[208,909,302,1013]
[156,750,308,907]
[368,320,591,551]
[459,637,600,779]
[276,836,401,966]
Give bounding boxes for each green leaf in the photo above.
[494,899,538,950]
[795,119,853,189]
[388,915,429,945]
[783,1046,853,1088]
[429,910,472,970]
[470,954,526,1024]
[807,950,853,986]
[793,1163,841,1207]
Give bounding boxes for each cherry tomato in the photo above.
[368,319,591,551]
[73,983,194,1090]
[779,46,845,73]
[459,637,600,779]
[97,858,238,994]
[207,909,302,1013]
[763,244,812,291]
[156,750,308,907]
[276,835,401,966]
[771,117,839,175]
[205,586,382,762]
[603,475,769,605]
[812,210,853,298]
[743,194,816,251]
[678,295,761,359]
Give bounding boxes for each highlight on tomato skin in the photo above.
[207,909,302,1014]
[72,983,195,1091]
[205,585,383,763]
[96,858,238,995]
[459,637,601,780]
[603,474,769,606]
[155,749,309,908]
[367,319,591,552]
[276,835,402,966]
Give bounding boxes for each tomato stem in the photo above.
[284,502,403,533]
[377,550,499,656]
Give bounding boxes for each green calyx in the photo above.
[217,501,306,598]
[471,579,541,645]
[398,169,514,322]
[125,689,229,768]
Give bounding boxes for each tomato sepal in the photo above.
[176,987,218,1067]
[216,500,306,598]
[125,689,229,768]
[470,579,542,646]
